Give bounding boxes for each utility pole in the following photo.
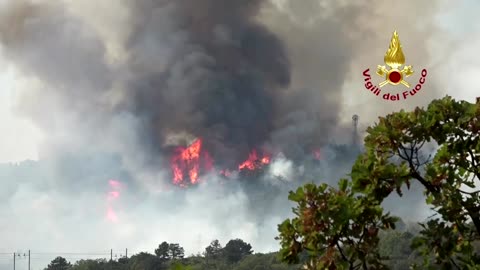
[125,248,128,258]
[13,253,15,270]
[110,249,113,261]
[28,250,30,270]
[352,114,359,146]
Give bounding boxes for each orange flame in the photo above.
[238,149,270,171]
[171,139,212,186]
[170,138,274,185]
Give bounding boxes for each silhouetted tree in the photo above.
[70,259,105,270]
[117,257,129,264]
[223,239,253,263]
[168,243,185,260]
[155,242,171,262]
[203,239,225,269]
[45,256,72,270]
[205,240,223,260]
[130,252,165,270]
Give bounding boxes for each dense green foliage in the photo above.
[45,256,72,270]
[277,96,480,269]
[155,242,185,261]
[276,180,397,269]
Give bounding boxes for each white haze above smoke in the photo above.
[0,0,477,269]
[268,154,294,183]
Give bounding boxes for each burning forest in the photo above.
[0,0,440,262]
[98,0,360,189]
[0,0,365,186]
[170,138,274,187]
[167,136,359,188]
[0,0,369,204]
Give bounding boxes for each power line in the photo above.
[1,249,140,254]
[30,255,110,258]
[32,252,110,255]
[0,249,130,270]
[1,250,131,257]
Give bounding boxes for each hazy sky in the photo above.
[0,0,479,269]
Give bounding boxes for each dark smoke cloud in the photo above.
[0,0,445,169]
[0,0,363,169]
[0,0,112,98]
[0,0,449,267]
[124,0,293,167]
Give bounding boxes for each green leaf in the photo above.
[426,194,434,205]
[288,188,304,202]
[339,179,348,192]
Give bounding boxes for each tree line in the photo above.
[43,238,299,270]
[44,229,426,270]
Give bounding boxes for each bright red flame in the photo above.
[238,149,270,171]
[171,139,213,186]
[170,138,274,184]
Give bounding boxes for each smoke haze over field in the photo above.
[0,0,477,268]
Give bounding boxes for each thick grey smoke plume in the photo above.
[126,0,292,166]
[0,0,368,168]
[0,0,453,268]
